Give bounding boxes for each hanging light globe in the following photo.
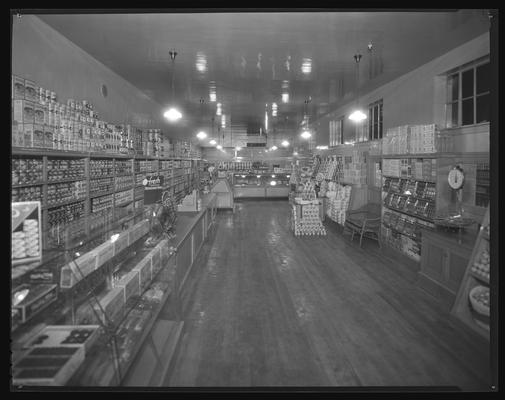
[164,107,182,122]
[348,110,367,122]
[196,131,207,140]
[301,131,312,139]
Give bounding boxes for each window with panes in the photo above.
[329,117,344,147]
[445,58,490,128]
[368,99,383,140]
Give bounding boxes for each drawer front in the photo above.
[421,241,446,282]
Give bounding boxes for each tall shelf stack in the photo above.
[379,124,452,262]
[12,150,200,254]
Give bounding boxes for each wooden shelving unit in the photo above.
[12,148,201,252]
[451,207,490,340]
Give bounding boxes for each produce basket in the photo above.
[469,285,490,329]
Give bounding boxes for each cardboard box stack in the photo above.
[342,150,367,185]
[326,182,352,225]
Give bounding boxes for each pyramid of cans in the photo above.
[301,181,317,201]
[292,204,327,236]
[12,219,40,260]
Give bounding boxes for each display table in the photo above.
[417,227,478,310]
[67,193,217,386]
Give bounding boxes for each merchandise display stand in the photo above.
[451,207,490,340]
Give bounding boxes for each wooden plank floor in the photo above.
[164,200,491,389]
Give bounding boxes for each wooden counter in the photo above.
[417,227,478,311]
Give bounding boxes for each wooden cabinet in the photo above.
[417,228,476,310]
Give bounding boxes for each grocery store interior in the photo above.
[11,10,498,390]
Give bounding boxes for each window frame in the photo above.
[329,116,344,147]
[445,57,490,128]
[368,99,383,141]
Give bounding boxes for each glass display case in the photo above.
[11,207,173,386]
[265,173,290,198]
[11,191,217,387]
[232,173,290,198]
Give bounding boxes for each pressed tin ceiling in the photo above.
[37,10,489,143]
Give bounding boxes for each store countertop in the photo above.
[169,193,216,249]
[421,225,478,251]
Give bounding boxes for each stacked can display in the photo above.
[12,74,169,156]
[292,204,327,236]
[12,219,40,260]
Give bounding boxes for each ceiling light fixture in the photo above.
[209,81,216,102]
[349,53,367,123]
[216,144,223,150]
[281,140,289,147]
[196,131,207,140]
[282,93,289,103]
[196,52,207,73]
[271,145,278,151]
[163,49,183,122]
[164,108,182,122]
[209,139,217,145]
[301,130,312,139]
[301,58,312,74]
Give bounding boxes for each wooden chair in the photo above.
[343,203,382,248]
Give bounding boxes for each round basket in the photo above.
[469,285,490,317]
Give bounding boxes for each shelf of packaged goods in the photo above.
[90,174,116,180]
[383,205,435,224]
[44,198,86,210]
[115,199,134,207]
[382,175,436,184]
[385,191,436,204]
[90,189,115,199]
[114,172,134,177]
[12,147,89,158]
[381,154,446,159]
[46,176,87,184]
[12,182,45,188]
[382,222,422,242]
[114,185,134,192]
